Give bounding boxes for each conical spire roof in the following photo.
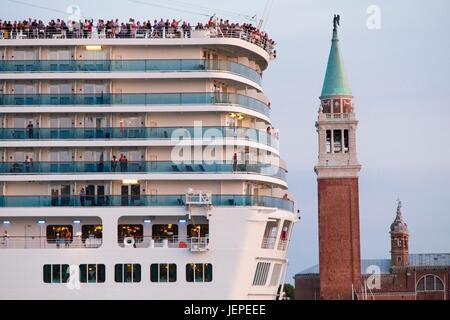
[390,200,409,234]
[321,28,352,98]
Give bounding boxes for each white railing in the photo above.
[118,236,209,251]
[320,113,353,121]
[186,190,212,206]
[277,239,288,251]
[261,236,277,249]
[0,236,102,249]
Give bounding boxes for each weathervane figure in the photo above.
[333,14,341,31]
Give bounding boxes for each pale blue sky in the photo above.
[2,0,450,284]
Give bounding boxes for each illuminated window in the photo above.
[43,264,69,283]
[81,224,103,240]
[118,224,143,243]
[115,264,141,283]
[46,225,73,243]
[150,263,177,282]
[79,264,105,283]
[152,224,178,239]
[187,224,209,238]
[186,263,212,282]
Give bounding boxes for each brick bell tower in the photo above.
[390,200,409,267]
[314,19,362,300]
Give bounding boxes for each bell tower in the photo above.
[315,20,362,300]
[390,200,409,267]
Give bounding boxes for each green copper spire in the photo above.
[321,29,352,98]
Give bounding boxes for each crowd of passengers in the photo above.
[0,17,276,56]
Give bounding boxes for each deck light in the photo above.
[73,220,81,224]
[179,219,187,223]
[85,45,102,51]
[143,219,152,224]
[37,220,46,224]
[2,220,11,224]
[122,179,139,185]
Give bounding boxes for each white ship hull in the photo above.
[0,206,295,299]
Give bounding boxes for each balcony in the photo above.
[0,59,262,84]
[0,126,279,149]
[0,92,270,117]
[0,161,286,180]
[0,194,295,212]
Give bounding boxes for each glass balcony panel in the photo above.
[0,59,261,84]
[0,161,286,179]
[0,93,269,116]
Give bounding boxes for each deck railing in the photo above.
[0,236,102,249]
[0,92,270,117]
[0,126,279,148]
[0,161,286,180]
[0,194,294,211]
[0,27,275,57]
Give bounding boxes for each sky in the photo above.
[2,0,450,284]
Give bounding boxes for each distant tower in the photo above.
[315,21,362,300]
[390,200,409,267]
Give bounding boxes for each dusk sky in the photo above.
[2,0,449,284]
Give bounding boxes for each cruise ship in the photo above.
[0,20,296,299]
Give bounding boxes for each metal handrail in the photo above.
[0,236,102,249]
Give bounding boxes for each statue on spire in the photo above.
[333,14,341,31]
[396,198,402,216]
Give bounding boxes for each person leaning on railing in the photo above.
[0,18,276,53]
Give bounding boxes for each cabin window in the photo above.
[186,263,212,282]
[150,264,177,282]
[43,264,69,283]
[115,264,141,283]
[79,264,105,283]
